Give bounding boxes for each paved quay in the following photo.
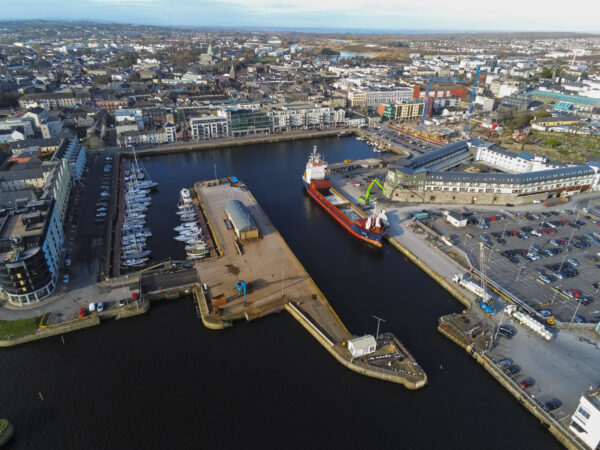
[329,162,599,449]
[192,179,427,388]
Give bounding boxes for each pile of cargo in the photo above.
[505,305,554,341]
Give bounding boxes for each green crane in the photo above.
[358,179,389,204]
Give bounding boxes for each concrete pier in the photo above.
[191,179,427,389]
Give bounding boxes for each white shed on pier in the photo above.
[347,335,377,358]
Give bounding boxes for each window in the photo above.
[570,420,586,433]
[577,407,591,420]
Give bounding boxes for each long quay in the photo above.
[192,179,427,389]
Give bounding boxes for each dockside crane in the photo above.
[464,65,481,131]
[359,179,389,204]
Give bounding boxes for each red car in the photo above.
[567,289,581,298]
[78,307,86,318]
[520,377,535,389]
[558,238,569,245]
[489,216,497,221]
[540,228,549,235]
[548,228,557,234]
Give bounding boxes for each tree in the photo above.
[543,137,561,148]
[94,75,111,86]
[540,67,553,79]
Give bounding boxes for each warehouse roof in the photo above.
[406,140,469,170]
[427,164,595,185]
[530,90,600,106]
[225,200,258,233]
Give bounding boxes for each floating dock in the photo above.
[190,179,427,389]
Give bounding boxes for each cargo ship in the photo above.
[302,146,387,247]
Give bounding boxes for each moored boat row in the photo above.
[173,188,209,260]
[120,148,157,268]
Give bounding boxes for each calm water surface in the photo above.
[0,137,559,449]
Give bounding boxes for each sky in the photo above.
[2,0,600,33]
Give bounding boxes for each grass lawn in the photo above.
[0,316,42,339]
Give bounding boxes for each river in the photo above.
[0,137,559,449]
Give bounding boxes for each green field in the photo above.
[527,130,600,157]
[0,316,41,339]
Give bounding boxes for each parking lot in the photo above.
[435,207,600,324]
[363,126,437,155]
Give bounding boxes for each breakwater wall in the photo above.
[286,302,427,390]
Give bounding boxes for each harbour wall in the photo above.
[123,129,349,157]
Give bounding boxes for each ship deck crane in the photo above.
[359,179,389,204]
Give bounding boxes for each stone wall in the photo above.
[390,188,547,206]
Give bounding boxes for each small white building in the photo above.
[444,211,467,227]
[569,387,600,449]
[347,335,377,358]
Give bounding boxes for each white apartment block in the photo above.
[471,142,561,174]
[189,115,229,140]
[349,89,414,109]
[569,388,600,450]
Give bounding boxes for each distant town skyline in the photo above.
[2,0,600,33]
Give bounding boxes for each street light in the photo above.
[568,299,583,330]
[373,315,386,339]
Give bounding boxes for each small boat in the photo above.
[176,208,195,216]
[185,243,208,251]
[187,253,209,260]
[174,223,200,232]
[122,258,148,266]
[175,233,200,242]
[181,188,192,204]
[121,249,151,259]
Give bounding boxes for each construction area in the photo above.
[190,178,427,389]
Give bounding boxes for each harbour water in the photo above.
[0,137,559,449]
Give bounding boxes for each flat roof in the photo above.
[0,213,43,240]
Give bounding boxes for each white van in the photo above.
[89,302,96,312]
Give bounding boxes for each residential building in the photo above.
[39,115,63,139]
[0,200,63,305]
[53,138,87,180]
[18,91,91,110]
[189,114,229,140]
[569,387,600,450]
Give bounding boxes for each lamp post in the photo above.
[373,315,386,339]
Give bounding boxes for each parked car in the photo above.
[576,296,593,306]
[568,258,579,267]
[539,309,553,317]
[573,315,585,323]
[78,307,86,318]
[89,302,96,312]
[497,358,513,367]
[504,365,521,376]
[543,398,562,412]
[519,377,535,389]
[119,299,127,307]
[63,274,69,283]
[499,325,517,337]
